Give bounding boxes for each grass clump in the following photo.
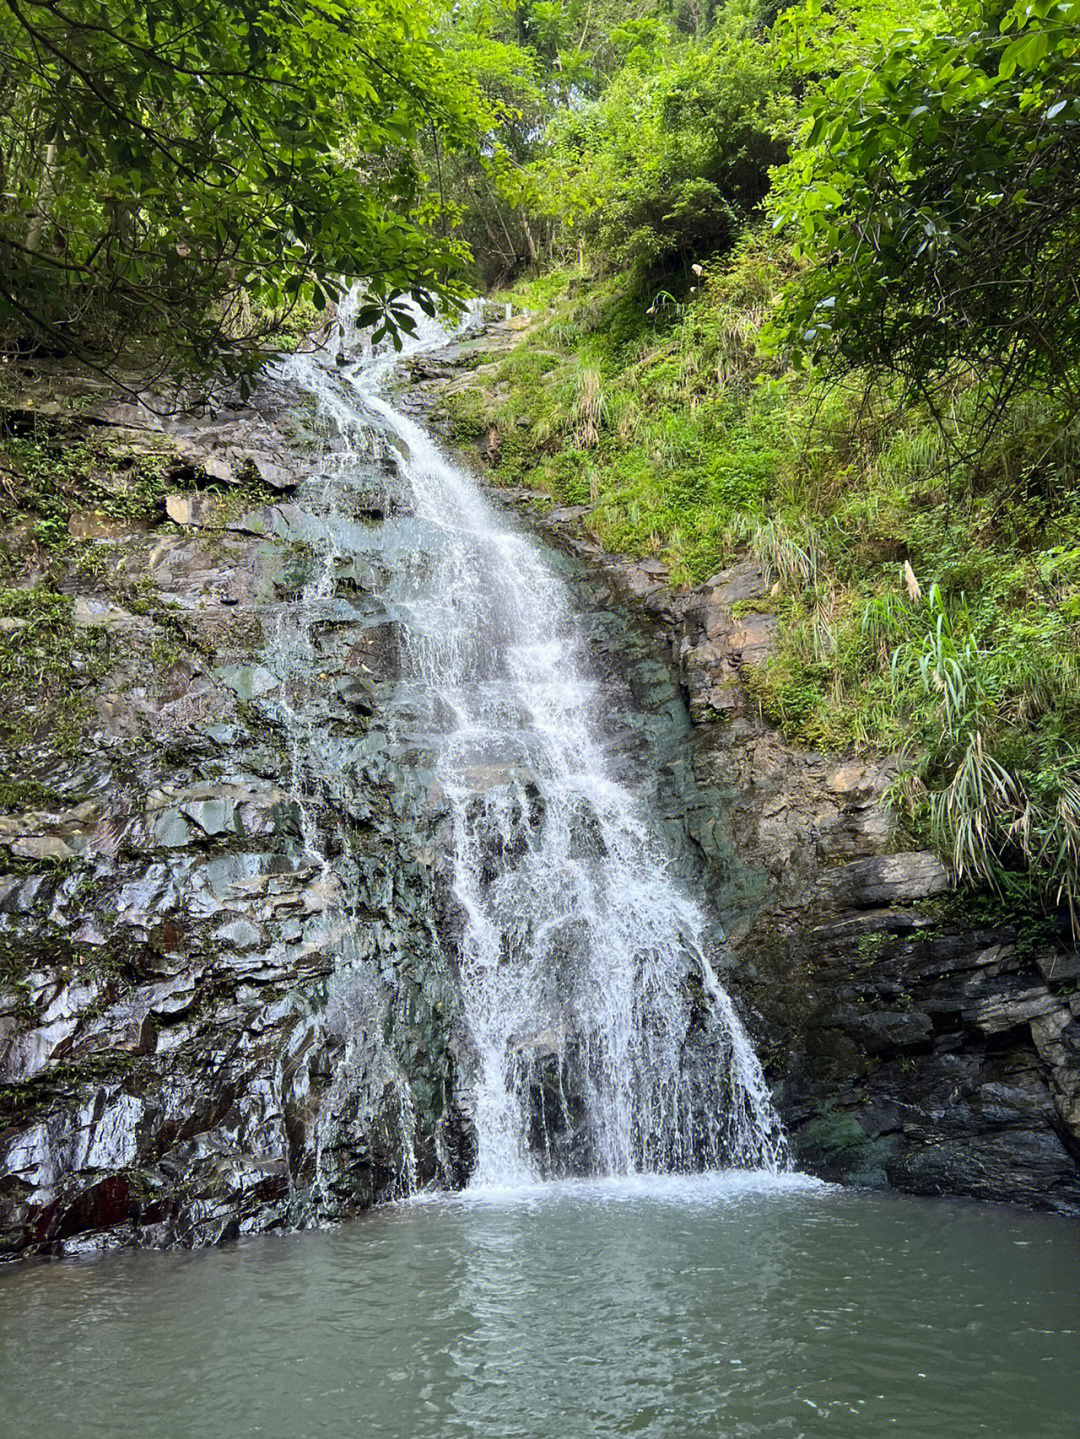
[0,414,284,578]
[0,582,113,760]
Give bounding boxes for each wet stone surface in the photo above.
[2,326,1079,1261]
[0,332,734,1257]
[0,370,478,1258]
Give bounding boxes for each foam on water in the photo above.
[403,1168,826,1212]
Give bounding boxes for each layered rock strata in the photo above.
[2,321,1078,1263]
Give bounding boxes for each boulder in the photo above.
[166,492,223,528]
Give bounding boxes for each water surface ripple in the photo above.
[2,1179,1078,1438]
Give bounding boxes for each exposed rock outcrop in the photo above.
[0,372,472,1259]
[2,316,1078,1263]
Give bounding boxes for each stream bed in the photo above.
[2,1178,1078,1438]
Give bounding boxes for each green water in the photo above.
[1,1173,1077,1438]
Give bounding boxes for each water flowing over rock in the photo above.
[0,309,786,1258]
[453,441,1080,1217]
[281,310,788,1186]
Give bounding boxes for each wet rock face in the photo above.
[0,378,476,1260]
[0,343,761,1257]
[0,715,469,1257]
[1,340,723,1260]
[502,495,1080,1216]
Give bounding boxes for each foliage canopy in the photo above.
[537,1,791,274]
[0,0,486,381]
[771,0,1080,448]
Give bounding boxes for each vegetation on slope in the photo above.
[443,0,1080,934]
[450,249,1080,930]
[1,0,1077,929]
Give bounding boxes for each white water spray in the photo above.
[282,301,788,1188]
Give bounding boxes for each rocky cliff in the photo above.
[0,360,474,1257]
[2,323,1078,1260]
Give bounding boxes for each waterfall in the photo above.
[280,304,788,1190]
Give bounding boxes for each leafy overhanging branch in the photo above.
[0,0,489,388]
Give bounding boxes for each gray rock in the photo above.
[214,918,262,950]
[1036,949,1080,983]
[966,988,1062,1035]
[72,596,143,629]
[8,834,74,861]
[821,852,950,906]
[215,664,278,700]
[180,797,240,838]
[152,809,192,848]
[165,493,223,528]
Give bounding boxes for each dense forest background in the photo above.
[1,0,1078,929]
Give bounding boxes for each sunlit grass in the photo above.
[452,238,1080,931]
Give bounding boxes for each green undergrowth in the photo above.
[0,425,172,557]
[0,416,281,577]
[450,236,1080,934]
[0,582,113,762]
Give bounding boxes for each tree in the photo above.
[0,0,487,384]
[537,1,791,277]
[431,0,676,286]
[771,0,1080,449]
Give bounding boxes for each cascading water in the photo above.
[282,301,788,1190]
[258,316,430,1207]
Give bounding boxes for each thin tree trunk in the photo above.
[26,139,58,252]
[521,211,538,266]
